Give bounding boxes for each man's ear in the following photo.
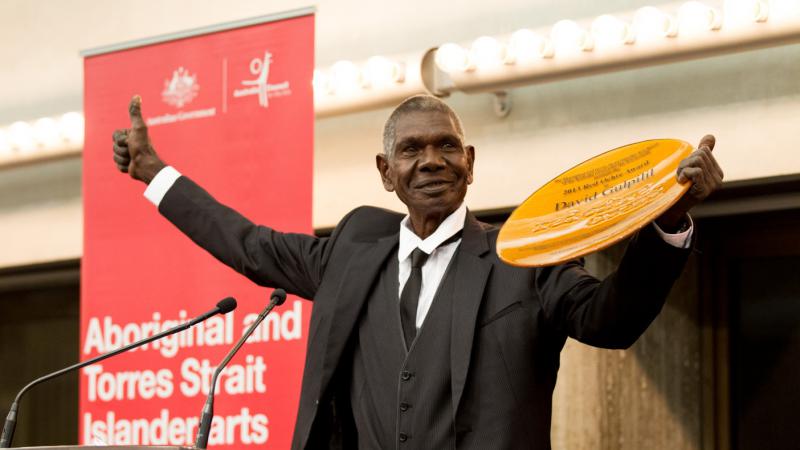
[376,153,395,192]
[465,145,475,185]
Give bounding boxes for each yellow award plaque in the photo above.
[497,139,693,267]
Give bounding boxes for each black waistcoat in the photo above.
[349,250,459,450]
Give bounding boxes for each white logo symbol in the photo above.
[233,51,291,108]
[161,67,199,108]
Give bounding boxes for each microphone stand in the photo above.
[194,289,286,449]
[0,297,236,448]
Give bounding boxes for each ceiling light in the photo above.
[9,122,36,153]
[0,129,11,156]
[591,15,635,48]
[329,60,361,95]
[313,69,330,95]
[34,117,59,148]
[678,1,723,35]
[470,36,505,69]
[363,56,404,88]
[769,0,800,20]
[59,112,84,145]
[724,0,769,25]
[506,29,553,63]
[435,43,472,73]
[633,6,678,41]
[551,20,594,55]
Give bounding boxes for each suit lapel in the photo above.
[451,212,493,416]
[317,233,399,394]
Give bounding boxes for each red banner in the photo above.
[81,12,314,448]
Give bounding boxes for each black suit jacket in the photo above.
[160,176,691,450]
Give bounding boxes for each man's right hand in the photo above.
[112,95,166,184]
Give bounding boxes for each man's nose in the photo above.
[418,145,446,171]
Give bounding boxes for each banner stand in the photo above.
[80,8,314,448]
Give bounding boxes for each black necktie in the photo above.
[400,248,429,348]
[399,231,462,349]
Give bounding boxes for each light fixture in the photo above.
[0,129,11,156]
[313,69,330,94]
[551,20,594,55]
[506,29,553,63]
[362,56,404,88]
[59,112,84,145]
[591,14,635,48]
[769,0,800,20]
[678,1,723,35]
[470,36,505,69]
[328,60,362,95]
[9,122,35,153]
[724,0,769,25]
[633,6,678,41]
[435,43,472,73]
[34,117,59,148]
[6,1,800,132]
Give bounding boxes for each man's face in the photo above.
[376,110,475,222]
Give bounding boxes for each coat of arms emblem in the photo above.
[161,67,199,108]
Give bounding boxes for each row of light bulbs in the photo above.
[313,56,406,96]
[0,113,84,158]
[2,0,798,158]
[434,0,788,73]
[313,0,799,96]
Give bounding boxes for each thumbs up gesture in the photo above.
[112,95,165,184]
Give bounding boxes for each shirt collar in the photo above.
[398,203,467,262]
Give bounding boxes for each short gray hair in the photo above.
[382,95,465,157]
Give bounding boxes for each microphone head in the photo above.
[216,297,237,314]
[271,289,287,306]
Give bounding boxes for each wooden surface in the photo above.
[551,240,702,450]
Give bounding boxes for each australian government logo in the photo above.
[233,51,292,108]
[161,67,199,107]
[148,67,216,127]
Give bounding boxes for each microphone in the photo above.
[0,297,237,448]
[195,289,287,449]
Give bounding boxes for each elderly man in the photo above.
[113,94,722,450]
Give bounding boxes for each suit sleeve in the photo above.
[157,176,341,300]
[534,224,692,349]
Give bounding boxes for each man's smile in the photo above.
[414,178,454,193]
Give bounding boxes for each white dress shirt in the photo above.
[398,203,467,329]
[145,166,693,330]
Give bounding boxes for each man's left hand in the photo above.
[656,134,724,232]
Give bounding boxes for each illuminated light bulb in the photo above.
[363,56,404,88]
[313,69,330,94]
[633,6,678,41]
[506,29,553,63]
[59,112,84,144]
[678,1,723,35]
[550,20,593,55]
[0,129,11,156]
[34,117,59,148]
[591,14,635,47]
[769,0,800,20]
[435,43,472,73]
[329,60,362,95]
[724,0,769,25]
[470,36,505,69]
[9,121,35,153]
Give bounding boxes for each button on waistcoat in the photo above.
[350,250,459,449]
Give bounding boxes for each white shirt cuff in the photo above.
[652,215,694,249]
[143,166,182,207]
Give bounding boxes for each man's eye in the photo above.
[442,143,457,151]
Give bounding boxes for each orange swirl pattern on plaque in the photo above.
[497,139,693,267]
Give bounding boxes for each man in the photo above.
[113,94,723,449]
